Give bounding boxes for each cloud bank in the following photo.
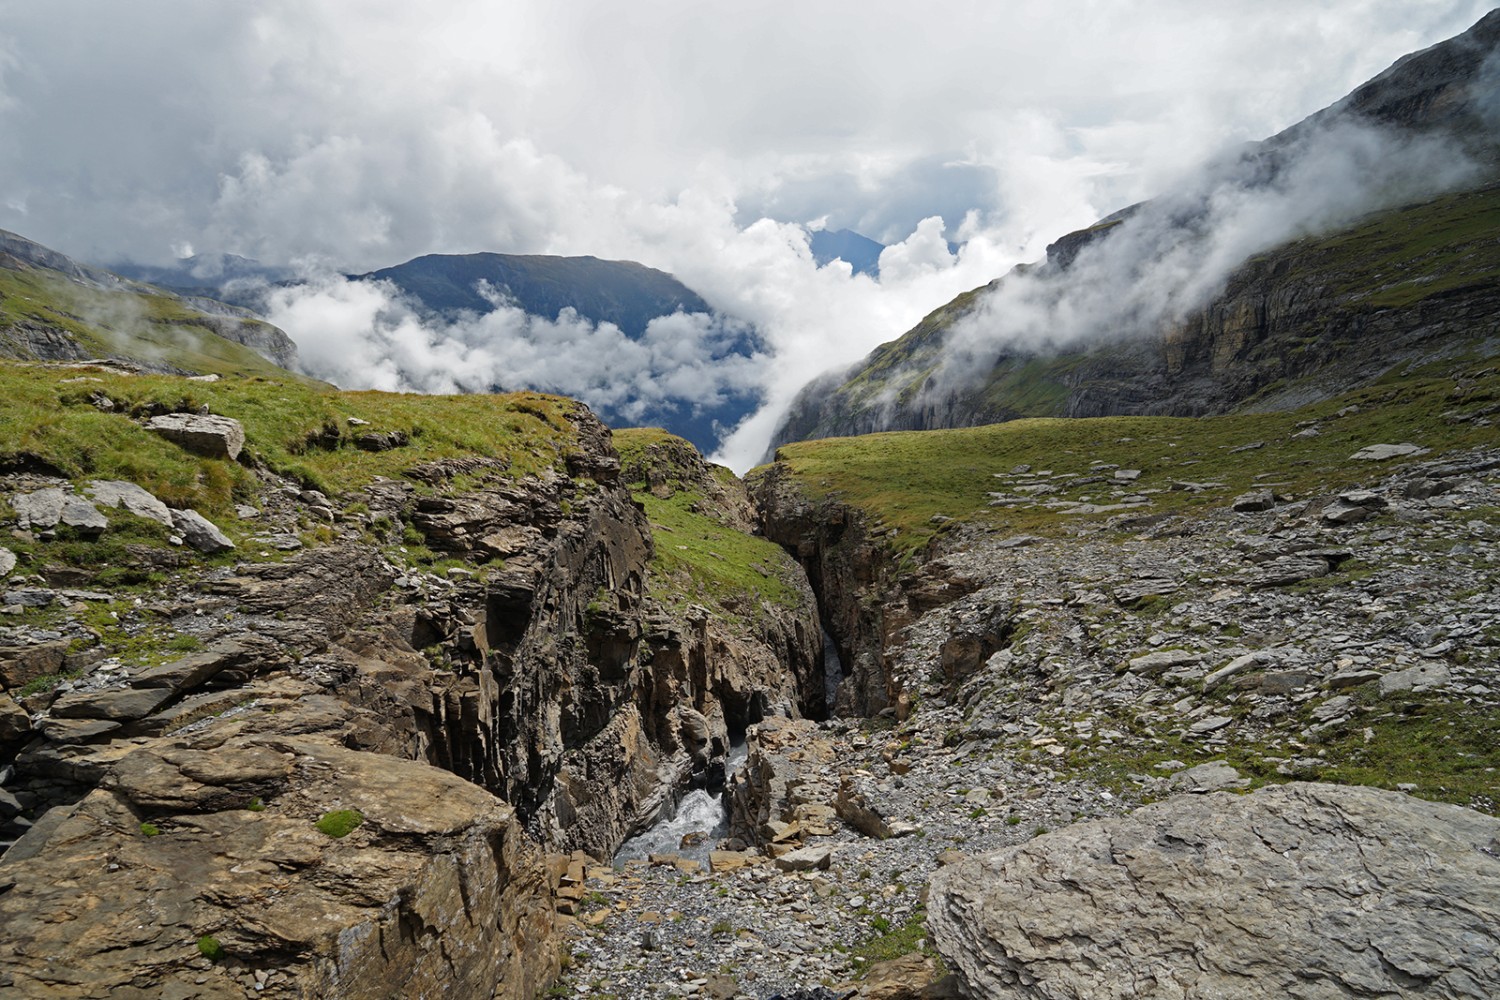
[924,119,1485,404]
[0,1,1493,467]
[266,275,764,426]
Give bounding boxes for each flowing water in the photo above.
[822,628,843,710]
[614,741,749,866]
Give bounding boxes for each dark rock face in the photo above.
[750,464,983,718]
[929,782,1500,999]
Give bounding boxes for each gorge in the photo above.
[1,10,1499,1000]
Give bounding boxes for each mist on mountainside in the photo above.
[266,273,765,447]
[854,116,1485,427]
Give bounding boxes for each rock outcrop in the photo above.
[0,401,829,997]
[928,782,1500,999]
[0,735,558,1000]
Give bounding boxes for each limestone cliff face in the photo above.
[0,402,822,995]
[387,419,823,858]
[749,464,979,720]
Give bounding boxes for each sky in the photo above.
[1,1,1494,468]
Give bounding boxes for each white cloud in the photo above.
[266,274,766,427]
[0,0,1493,467]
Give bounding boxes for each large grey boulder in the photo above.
[85,480,174,527]
[170,508,235,553]
[145,413,245,460]
[10,488,107,533]
[929,782,1500,999]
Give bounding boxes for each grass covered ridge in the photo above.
[0,361,586,515]
[762,354,1500,557]
[0,266,293,378]
[614,427,805,616]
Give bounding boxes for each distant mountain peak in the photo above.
[808,228,885,278]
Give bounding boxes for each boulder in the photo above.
[774,845,833,872]
[170,508,235,553]
[1351,442,1428,461]
[49,685,176,721]
[0,546,14,577]
[1379,661,1451,695]
[145,413,245,460]
[1125,649,1201,677]
[85,480,174,527]
[10,488,66,530]
[129,640,247,691]
[1323,490,1388,525]
[0,640,70,689]
[58,495,108,534]
[1165,760,1248,793]
[929,783,1500,999]
[1231,488,1276,512]
[836,773,894,839]
[0,691,30,742]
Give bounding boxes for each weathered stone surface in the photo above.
[1380,661,1451,695]
[1202,650,1273,689]
[836,773,894,840]
[10,488,65,530]
[1351,442,1427,461]
[1165,760,1248,793]
[0,691,30,742]
[929,783,1500,1000]
[145,413,245,460]
[1323,489,1389,525]
[774,844,833,872]
[1,589,53,608]
[0,547,14,576]
[0,737,560,1000]
[0,640,70,690]
[1231,488,1276,512]
[85,480,174,527]
[129,640,248,691]
[49,685,176,721]
[169,508,235,553]
[1126,649,1201,676]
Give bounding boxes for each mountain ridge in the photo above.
[771,8,1500,452]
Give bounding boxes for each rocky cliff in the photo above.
[0,371,821,996]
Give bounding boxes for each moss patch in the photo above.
[315,809,364,838]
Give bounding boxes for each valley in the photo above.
[1,9,1499,999]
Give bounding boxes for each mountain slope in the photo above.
[0,229,302,375]
[354,252,712,336]
[774,9,1500,449]
[809,229,885,277]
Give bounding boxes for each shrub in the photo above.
[196,935,224,960]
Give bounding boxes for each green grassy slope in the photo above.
[0,266,294,378]
[0,362,583,514]
[614,427,805,617]
[763,353,1500,558]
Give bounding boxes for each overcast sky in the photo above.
[1,1,1493,466]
